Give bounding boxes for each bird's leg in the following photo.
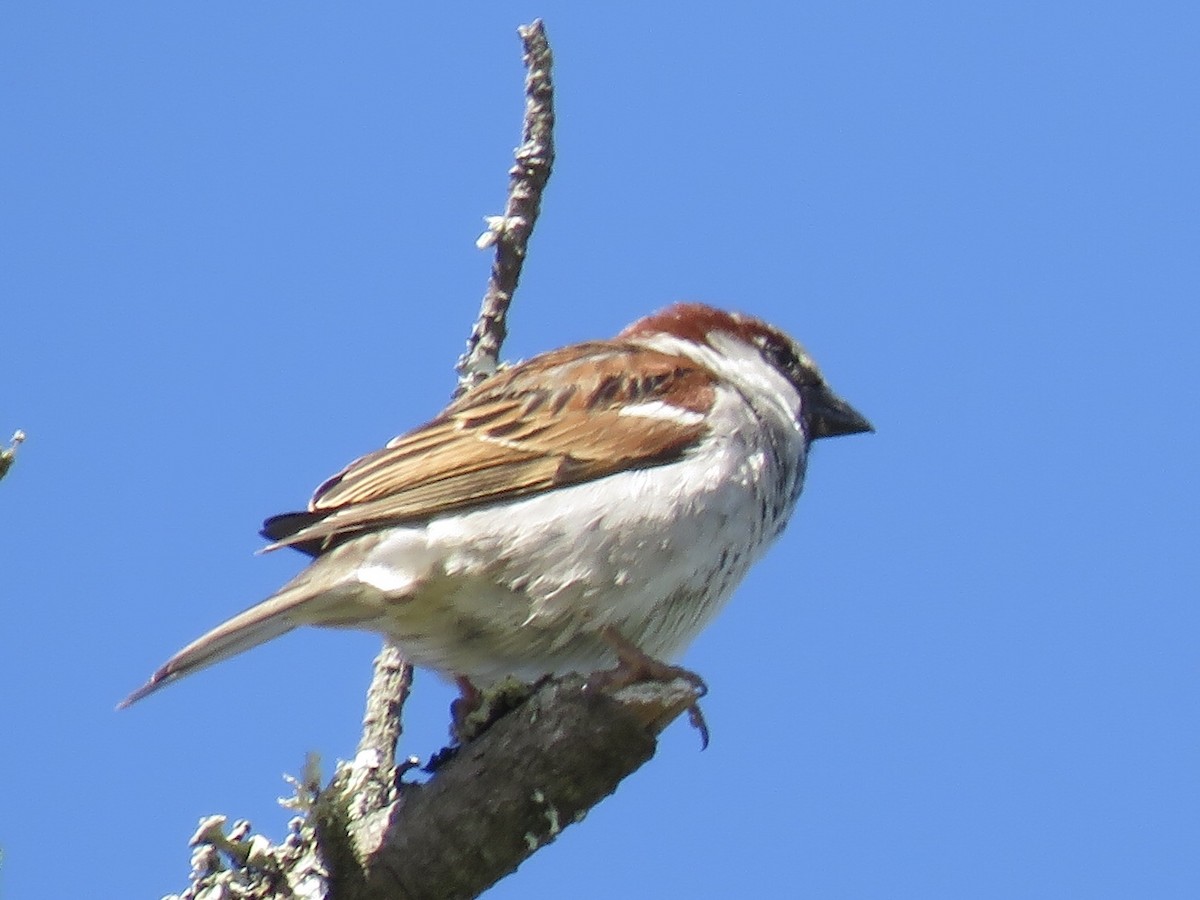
[450,675,483,732]
[593,625,711,748]
[595,625,709,697]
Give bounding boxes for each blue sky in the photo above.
[3,3,1197,897]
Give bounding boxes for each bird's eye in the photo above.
[758,336,797,374]
[755,333,820,390]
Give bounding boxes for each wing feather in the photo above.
[264,341,716,553]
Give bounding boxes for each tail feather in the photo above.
[118,580,325,709]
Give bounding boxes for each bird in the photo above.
[120,303,872,723]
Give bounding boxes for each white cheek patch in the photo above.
[617,401,705,426]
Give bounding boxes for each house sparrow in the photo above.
[120,303,871,716]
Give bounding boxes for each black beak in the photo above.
[804,384,874,440]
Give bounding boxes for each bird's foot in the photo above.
[592,626,711,749]
[449,676,483,734]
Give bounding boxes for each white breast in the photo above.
[351,383,808,684]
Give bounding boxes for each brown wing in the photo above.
[262,341,716,554]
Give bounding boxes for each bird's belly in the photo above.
[356,444,782,685]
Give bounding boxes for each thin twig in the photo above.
[455,18,556,397]
[353,16,557,807]
[355,642,414,773]
[0,430,26,483]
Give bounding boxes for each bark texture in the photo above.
[315,677,698,900]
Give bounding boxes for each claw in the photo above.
[594,625,711,749]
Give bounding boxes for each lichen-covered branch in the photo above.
[170,677,698,900]
[315,676,698,900]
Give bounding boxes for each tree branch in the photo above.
[342,18,559,862]
[455,19,555,397]
[352,18,558,808]
[166,20,700,900]
[316,677,699,900]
